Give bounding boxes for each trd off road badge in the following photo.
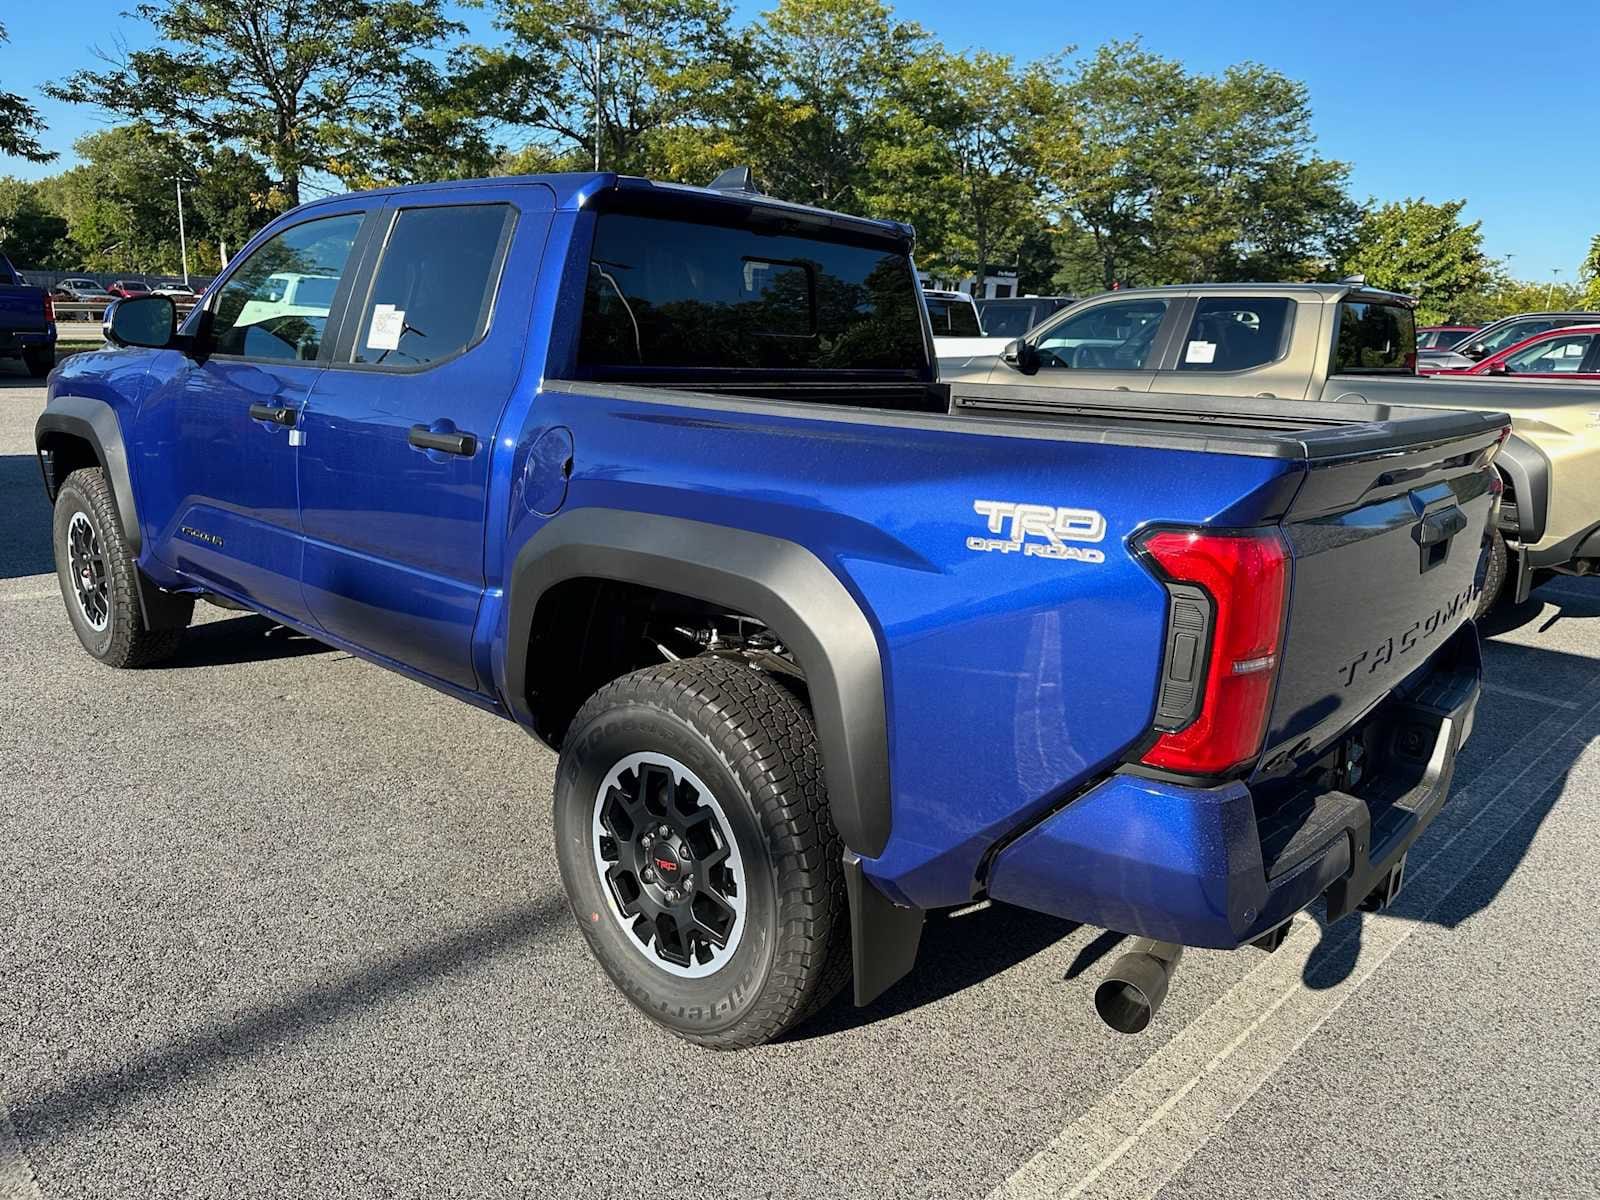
[967,500,1107,563]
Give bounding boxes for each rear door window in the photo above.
[1332,301,1417,373]
[578,211,926,373]
[1033,299,1170,370]
[351,203,515,369]
[1177,298,1294,371]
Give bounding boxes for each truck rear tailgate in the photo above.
[0,285,48,336]
[1258,413,1507,771]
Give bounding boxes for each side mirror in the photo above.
[103,295,177,350]
[1002,339,1039,375]
[1462,342,1488,360]
[1483,360,1509,375]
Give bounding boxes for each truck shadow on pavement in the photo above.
[0,454,56,578]
[9,898,569,1149]
[1300,629,1598,990]
[168,613,339,667]
[787,902,1082,1041]
[1480,578,1600,638]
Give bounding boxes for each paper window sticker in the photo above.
[1185,340,1217,364]
[367,304,405,351]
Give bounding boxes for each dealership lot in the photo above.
[2,366,1598,1198]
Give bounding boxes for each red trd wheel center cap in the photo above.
[649,842,685,882]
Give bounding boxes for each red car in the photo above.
[1416,324,1480,351]
[106,280,153,299]
[1430,325,1600,380]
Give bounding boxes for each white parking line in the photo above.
[0,591,56,603]
[1483,682,1581,710]
[991,687,1600,1200]
[0,1089,42,1200]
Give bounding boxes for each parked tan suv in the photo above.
[946,282,1598,610]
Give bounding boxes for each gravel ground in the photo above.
[3,361,1597,1199]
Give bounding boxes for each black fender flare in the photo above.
[504,508,892,859]
[34,394,142,554]
[1496,432,1549,546]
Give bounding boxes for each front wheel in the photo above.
[52,468,190,667]
[553,656,850,1048]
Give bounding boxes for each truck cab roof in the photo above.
[286,172,917,246]
[1088,281,1418,308]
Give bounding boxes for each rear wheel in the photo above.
[553,656,850,1048]
[23,348,54,378]
[52,468,190,667]
[1475,528,1508,619]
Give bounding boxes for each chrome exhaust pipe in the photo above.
[1094,939,1184,1034]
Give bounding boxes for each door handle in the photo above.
[248,403,297,428]
[408,425,477,457]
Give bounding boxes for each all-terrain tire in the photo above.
[52,467,189,667]
[23,348,55,378]
[553,655,851,1049]
[1475,527,1508,619]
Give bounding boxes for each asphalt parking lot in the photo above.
[3,361,1598,1199]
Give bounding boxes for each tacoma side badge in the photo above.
[967,500,1107,563]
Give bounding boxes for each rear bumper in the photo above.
[986,627,1481,948]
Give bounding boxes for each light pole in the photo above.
[1546,268,1560,309]
[570,21,625,171]
[172,174,193,286]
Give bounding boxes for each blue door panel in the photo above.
[295,192,552,692]
[136,356,316,621]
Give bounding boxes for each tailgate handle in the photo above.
[1414,507,1468,547]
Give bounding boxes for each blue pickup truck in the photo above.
[1,252,56,377]
[35,173,1508,1046]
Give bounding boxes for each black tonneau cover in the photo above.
[950,382,1510,462]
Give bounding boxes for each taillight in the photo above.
[1137,528,1290,775]
[43,293,55,323]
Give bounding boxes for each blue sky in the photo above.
[4,0,1596,280]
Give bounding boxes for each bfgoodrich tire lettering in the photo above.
[52,467,189,668]
[553,656,851,1048]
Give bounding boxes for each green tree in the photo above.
[0,22,55,163]
[32,124,277,273]
[1581,235,1600,310]
[0,178,71,266]
[1026,42,1354,290]
[46,0,473,207]
[737,0,928,210]
[865,49,1045,288]
[469,0,744,178]
[1462,274,1587,324]
[1344,198,1493,325]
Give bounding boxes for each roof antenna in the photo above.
[708,166,759,194]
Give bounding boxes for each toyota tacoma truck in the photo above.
[0,252,57,377]
[947,281,1593,610]
[36,173,1507,1046]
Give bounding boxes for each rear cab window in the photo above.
[1178,298,1295,372]
[1332,299,1417,374]
[576,208,931,403]
[979,301,1043,339]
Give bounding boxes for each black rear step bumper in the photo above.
[984,626,1481,948]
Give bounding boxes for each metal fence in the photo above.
[18,268,215,293]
